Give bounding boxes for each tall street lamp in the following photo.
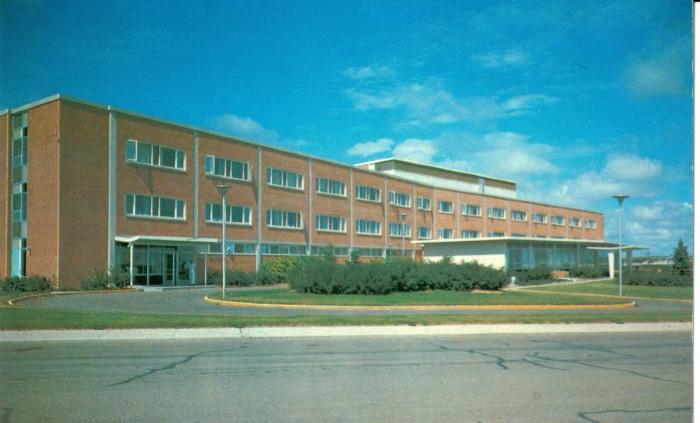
[612,195,629,296]
[217,184,231,299]
[400,212,408,257]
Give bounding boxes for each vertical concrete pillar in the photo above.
[255,147,262,272]
[107,109,117,273]
[608,252,615,279]
[192,132,199,238]
[307,158,313,256]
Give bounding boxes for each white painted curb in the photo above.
[0,322,691,342]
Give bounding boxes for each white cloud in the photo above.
[342,65,395,80]
[344,79,559,124]
[603,153,662,180]
[392,138,437,163]
[623,200,693,253]
[549,153,665,205]
[623,43,688,97]
[472,50,529,68]
[468,132,559,178]
[213,113,279,144]
[346,138,395,157]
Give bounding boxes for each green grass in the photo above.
[210,288,628,306]
[0,307,690,330]
[523,280,693,300]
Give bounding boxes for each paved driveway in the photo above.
[17,287,691,316]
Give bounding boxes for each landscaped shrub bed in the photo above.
[80,268,130,290]
[569,267,608,279]
[624,270,692,287]
[288,257,507,295]
[0,275,52,292]
[507,268,556,285]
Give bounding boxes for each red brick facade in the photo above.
[0,95,605,288]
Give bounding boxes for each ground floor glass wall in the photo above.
[507,242,608,271]
[116,243,198,286]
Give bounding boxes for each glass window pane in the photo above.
[137,143,152,164]
[135,195,152,215]
[160,148,176,167]
[126,140,137,160]
[160,198,176,217]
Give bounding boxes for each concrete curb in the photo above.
[203,296,637,311]
[0,322,690,342]
[6,289,138,306]
[519,289,693,304]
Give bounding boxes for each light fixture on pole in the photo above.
[612,195,629,296]
[217,184,231,299]
[400,212,408,257]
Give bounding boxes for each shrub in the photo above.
[569,267,608,279]
[260,256,301,284]
[288,258,508,295]
[1,275,52,292]
[625,271,692,287]
[672,239,692,276]
[508,268,555,285]
[80,268,130,290]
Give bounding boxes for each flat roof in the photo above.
[414,237,625,247]
[355,157,516,185]
[3,94,601,215]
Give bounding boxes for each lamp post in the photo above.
[217,184,231,299]
[400,212,407,257]
[612,195,629,296]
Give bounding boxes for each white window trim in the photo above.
[315,214,347,233]
[204,154,251,182]
[315,177,348,198]
[551,216,565,226]
[532,214,548,224]
[204,202,253,226]
[511,210,528,222]
[388,191,411,208]
[438,201,454,214]
[355,185,382,203]
[417,227,432,240]
[124,193,186,221]
[356,220,382,236]
[438,228,453,239]
[462,204,482,217]
[266,209,304,230]
[487,208,506,220]
[389,223,411,238]
[266,167,305,191]
[126,139,187,172]
[416,196,432,211]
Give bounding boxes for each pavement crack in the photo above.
[527,352,690,386]
[107,341,246,388]
[577,406,692,422]
[426,342,511,370]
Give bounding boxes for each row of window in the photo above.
[126,142,598,228]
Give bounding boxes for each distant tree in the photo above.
[672,239,691,276]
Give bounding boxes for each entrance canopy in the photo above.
[115,235,217,247]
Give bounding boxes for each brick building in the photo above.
[1,95,614,288]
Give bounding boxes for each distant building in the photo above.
[1,95,617,288]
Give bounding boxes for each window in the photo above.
[438,201,454,214]
[512,233,527,238]
[357,248,383,257]
[210,241,256,255]
[266,167,304,190]
[310,245,349,256]
[316,214,346,232]
[569,217,581,227]
[585,219,597,229]
[204,203,252,225]
[125,194,185,220]
[438,228,453,239]
[462,204,481,217]
[389,191,410,207]
[356,219,381,235]
[417,226,431,239]
[356,185,381,202]
[204,155,250,181]
[511,210,527,222]
[488,231,505,237]
[532,213,547,224]
[261,243,306,255]
[551,215,565,225]
[316,177,346,197]
[126,139,185,171]
[266,209,303,229]
[487,207,505,219]
[389,222,411,237]
[416,196,431,210]
[461,230,479,239]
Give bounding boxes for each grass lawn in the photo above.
[0,307,690,330]
[523,280,693,300]
[210,288,628,306]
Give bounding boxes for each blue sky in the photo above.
[1,0,692,255]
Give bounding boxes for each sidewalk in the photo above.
[0,322,690,342]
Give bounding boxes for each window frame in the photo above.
[126,139,186,172]
[462,204,481,217]
[438,200,454,214]
[315,176,347,198]
[416,196,432,211]
[389,222,411,238]
[355,185,381,203]
[437,228,453,239]
[266,167,304,191]
[204,202,253,226]
[204,154,251,182]
[124,193,186,221]
[487,207,506,219]
[388,191,411,208]
[511,210,527,222]
[315,214,347,233]
[265,208,303,230]
[355,219,382,236]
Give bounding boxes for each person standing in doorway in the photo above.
[187,260,196,285]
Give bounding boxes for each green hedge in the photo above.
[1,275,52,292]
[288,257,508,295]
[507,268,555,285]
[625,271,692,287]
[569,267,608,279]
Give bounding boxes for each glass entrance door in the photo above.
[164,249,176,286]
